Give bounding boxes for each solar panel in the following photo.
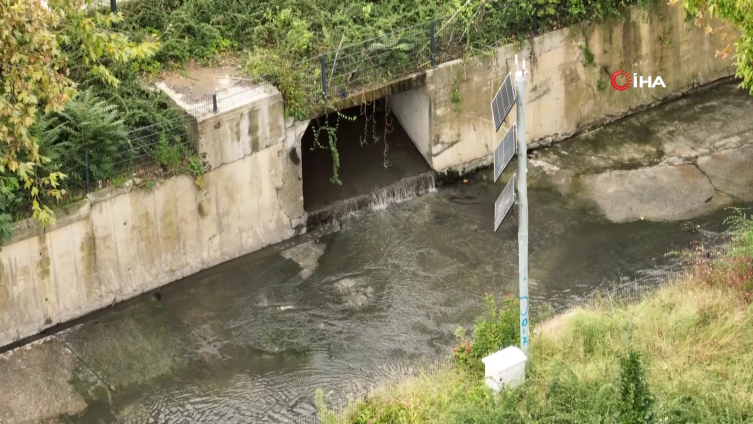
[494,124,517,182]
[491,73,516,132]
[494,174,516,232]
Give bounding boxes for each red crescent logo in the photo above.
[610,70,632,91]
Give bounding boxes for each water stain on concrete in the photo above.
[531,81,753,222]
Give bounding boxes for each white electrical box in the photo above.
[481,346,528,392]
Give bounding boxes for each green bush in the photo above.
[65,45,184,138]
[114,0,651,75]
[618,349,655,424]
[53,89,131,189]
[350,400,412,424]
[453,294,520,372]
[154,133,183,170]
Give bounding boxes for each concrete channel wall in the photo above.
[0,91,309,348]
[0,0,738,348]
[395,0,736,173]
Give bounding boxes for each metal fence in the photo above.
[59,112,199,198]
[289,241,739,424]
[186,79,278,117]
[69,0,538,195]
[57,13,475,196]
[172,16,470,114]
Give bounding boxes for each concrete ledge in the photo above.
[308,71,428,118]
[8,198,92,245]
[87,179,135,205]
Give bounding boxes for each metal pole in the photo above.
[515,55,529,356]
[430,21,437,69]
[110,0,117,14]
[212,93,218,113]
[85,150,90,193]
[533,8,539,36]
[320,55,328,100]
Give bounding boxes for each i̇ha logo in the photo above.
[610,70,666,91]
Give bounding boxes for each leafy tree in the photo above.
[671,0,753,94]
[0,0,156,232]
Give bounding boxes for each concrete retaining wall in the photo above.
[424,1,737,173]
[0,90,307,348]
[389,88,432,163]
[0,0,739,348]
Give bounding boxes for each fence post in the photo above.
[430,21,437,69]
[85,150,90,193]
[110,0,117,14]
[212,93,218,113]
[320,55,327,100]
[533,8,538,36]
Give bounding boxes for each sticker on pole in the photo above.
[491,73,516,132]
[494,174,516,232]
[494,124,516,182]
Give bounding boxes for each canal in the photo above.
[1,81,752,424]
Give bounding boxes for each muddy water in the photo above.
[63,82,753,424]
[69,186,747,424]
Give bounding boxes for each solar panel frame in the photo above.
[494,174,516,232]
[494,124,517,182]
[491,73,516,132]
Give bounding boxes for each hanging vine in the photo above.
[359,95,374,147]
[383,96,394,169]
[310,91,356,185]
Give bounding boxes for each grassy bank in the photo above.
[320,211,753,424]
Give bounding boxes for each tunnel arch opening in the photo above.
[301,93,433,219]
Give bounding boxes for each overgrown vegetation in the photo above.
[672,0,753,94]
[0,0,156,242]
[99,0,653,187]
[315,212,753,423]
[452,294,520,373]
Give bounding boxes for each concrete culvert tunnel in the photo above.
[301,96,433,218]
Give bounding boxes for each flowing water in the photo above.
[67,177,747,424]
[38,81,753,424]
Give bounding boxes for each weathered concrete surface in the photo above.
[528,81,753,222]
[0,90,307,349]
[581,164,722,222]
[0,338,91,424]
[697,143,753,202]
[389,88,432,164]
[425,0,737,173]
[197,91,289,170]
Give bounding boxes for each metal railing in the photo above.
[53,14,473,197]
[71,0,641,197]
[57,112,199,198]
[168,16,469,116]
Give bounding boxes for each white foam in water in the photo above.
[369,172,436,211]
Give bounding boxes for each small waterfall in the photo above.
[370,172,436,210]
[306,172,436,226]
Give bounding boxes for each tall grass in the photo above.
[321,211,753,424]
